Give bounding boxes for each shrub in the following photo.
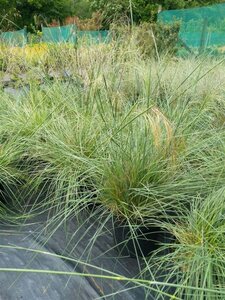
[135,21,180,57]
[64,12,103,30]
[110,21,180,58]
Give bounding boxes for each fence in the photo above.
[42,25,77,43]
[0,28,27,47]
[77,30,110,44]
[0,26,110,46]
[158,3,225,52]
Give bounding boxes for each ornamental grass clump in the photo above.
[150,188,225,299]
[178,130,225,199]
[0,138,24,186]
[96,106,186,223]
[26,98,105,214]
[0,136,28,221]
[1,28,225,297]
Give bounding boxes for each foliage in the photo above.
[110,21,180,58]
[152,188,225,299]
[135,21,180,57]
[73,0,93,19]
[1,34,225,298]
[64,12,103,30]
[91,0,225,27]
[91,0,158,27]
[1,0,224,31]
[96,107,187,221]
[0,0,74,31]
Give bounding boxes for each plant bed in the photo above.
[113,217,174,258]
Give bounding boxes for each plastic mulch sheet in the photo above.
[0,209,173,299]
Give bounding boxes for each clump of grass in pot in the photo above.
[150,188,225,299]
[0,137,28,221]
[27,106,105,216]
[97,107,186,224]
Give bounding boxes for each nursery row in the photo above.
[1,39,225,299]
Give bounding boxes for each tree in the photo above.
[73,0,93,19]
[90,0,170,27]
[0,0,224,31]
[0,0,75,30]
[91,0,130,27]
[91,0,225,28]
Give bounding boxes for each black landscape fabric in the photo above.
[0,213,149,300]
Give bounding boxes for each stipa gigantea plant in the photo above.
[0,139,23,188]
[149,188,225,300]
[0,37,223,222]
[0,83,88,220]
[95,106,186,223]
[0,79,110,221]
[25,98,106,216]
[0,136,31,222]
[0,82,83,142]
[177,130,225,198]
[0,28,224,221]
[1,27,225,300]
[208,98,225,130]
[143,107,185,167]
[135,122,225,215]
[0,90,50,140]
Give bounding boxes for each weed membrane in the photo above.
[0,210,172,300]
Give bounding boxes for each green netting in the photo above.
[42,25,77,43]
[77,30,111,44]
[158,3,225,50]
[0,28,27,47]
[41,26,110,44]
